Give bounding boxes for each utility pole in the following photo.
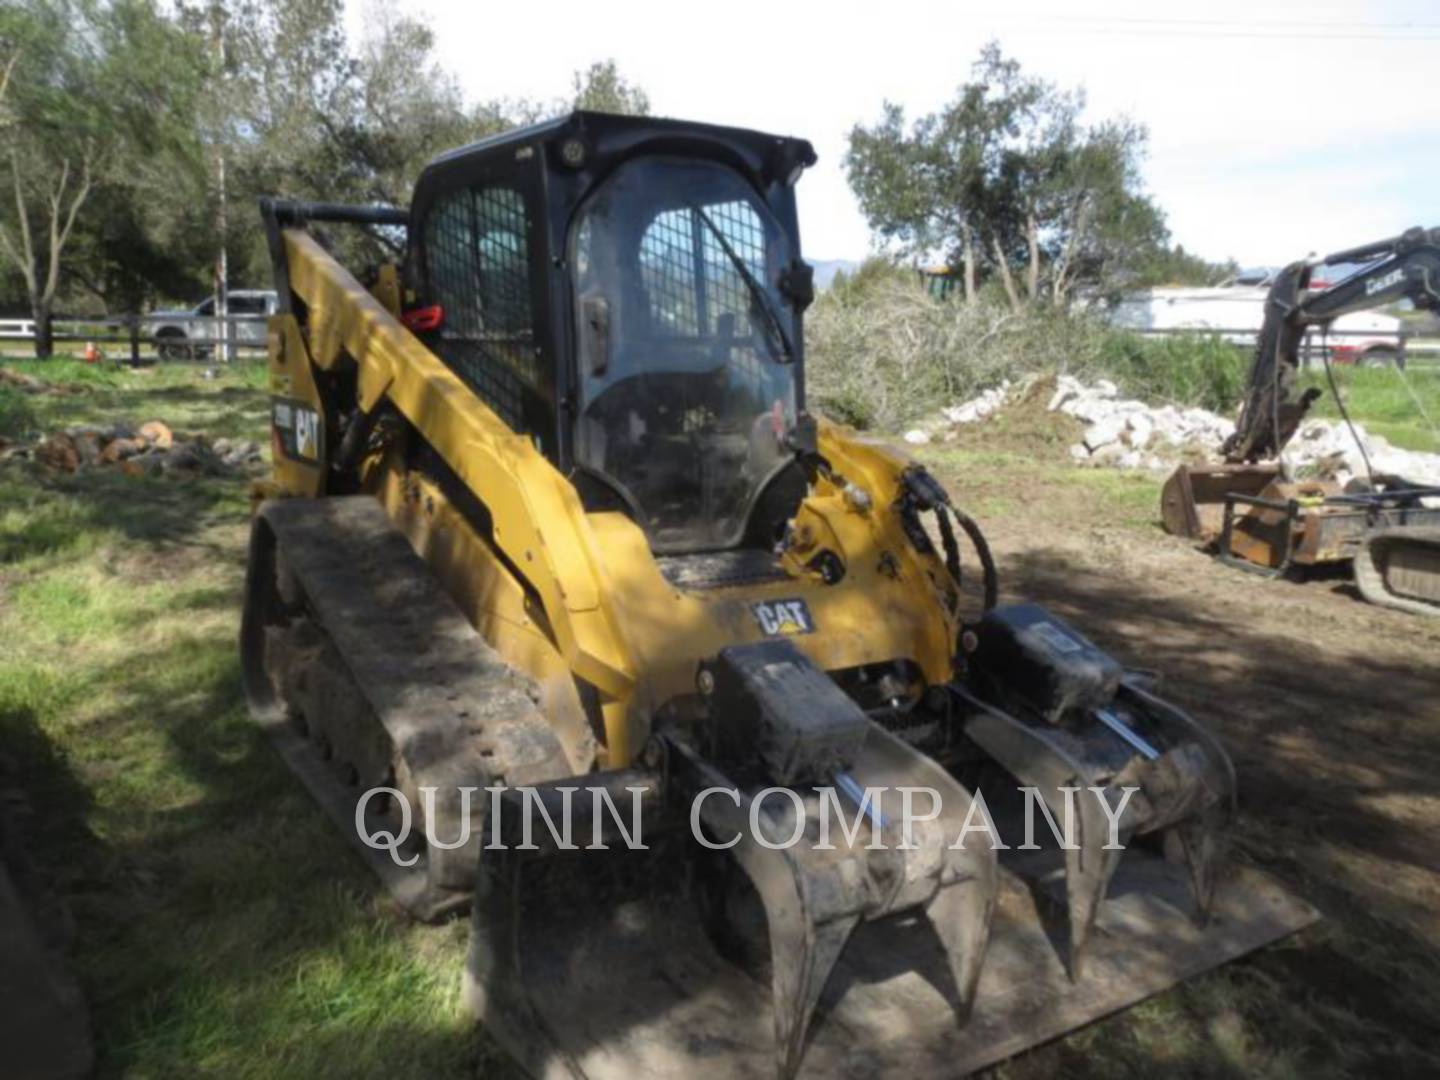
[210,3,230,362]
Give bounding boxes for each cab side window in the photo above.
[424,185,549,444]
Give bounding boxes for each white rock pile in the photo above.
[1286,418,1440,489]
[1047,376,1232,471]
[903,382,1012,444]
[906,373,1440,489]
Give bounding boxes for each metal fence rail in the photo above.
[3,312,1437,368]
[0,314,268,364]
[1109,325,1439,368]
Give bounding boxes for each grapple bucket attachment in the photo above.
[1161,463,1280,541]
[461,772,1312,1080]
[460,637,1315,1079]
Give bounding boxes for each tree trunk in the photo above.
[961,223,976,304]
[989,233,1022,312]
[31,294,52,359]
[1052,198,1092,305]
[1025,211,1040,301]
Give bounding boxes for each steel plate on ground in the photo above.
[473,848,1317,1078]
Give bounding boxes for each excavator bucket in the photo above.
[1160,463,1280,542]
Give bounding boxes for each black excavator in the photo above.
[1161,226,1440,615]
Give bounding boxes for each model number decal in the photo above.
[752,599,816,636]
[1031,620,1082,654]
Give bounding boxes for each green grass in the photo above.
[0,358,485,1078]
[1301,363,1440,452]
[1,356,271,442]
[922,444,1165,532]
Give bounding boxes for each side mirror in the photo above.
[779,260,815,313]
[581,294,610,377]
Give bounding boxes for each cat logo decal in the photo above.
[752,599,816,636]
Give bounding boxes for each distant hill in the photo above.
[809,259,861,290]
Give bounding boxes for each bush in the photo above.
[803,274,1250,429]
[1090,330,1248,414]
[0,386,37,439]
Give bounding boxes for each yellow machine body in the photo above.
[265,228,959,772]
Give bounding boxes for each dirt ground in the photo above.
[923,410,1440,1075]
[3,360,1439,1077]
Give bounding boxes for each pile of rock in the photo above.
[903,382,1013,444]
[1048,375,1234,471]
[1287,418,1440,489]
[903,373,1440,488]
[16,420,263,477]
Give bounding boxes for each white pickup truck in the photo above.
[146,290,279,359]
[1110,266,1404,366]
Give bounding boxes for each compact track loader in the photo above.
[242,113,1313,1078]
[1161,227,1440,614]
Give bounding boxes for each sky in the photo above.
[347,1,1440,268]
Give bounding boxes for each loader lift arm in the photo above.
[1225,225,1440,464]
[258,202,640,712]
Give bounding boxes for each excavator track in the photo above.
[1355,527,1440,617]
[240,496,572,919]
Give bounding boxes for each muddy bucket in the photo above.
[1160,463,1281,541]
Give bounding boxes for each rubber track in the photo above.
[249,496,571,917]
[1354,526,1440,618]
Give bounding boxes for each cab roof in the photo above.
[411,111,816,211]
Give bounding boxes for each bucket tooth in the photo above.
[925,871,996,1018]
[692,774,859,1080]
[1062,791,1126,981]
[767,906,860,1080]
[1168,808,1227,924]
[1118,682,1237,924]
[845,721,999,1021]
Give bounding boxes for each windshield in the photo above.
[571,158,799,553]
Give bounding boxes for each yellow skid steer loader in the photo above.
[241,112,1314,1078]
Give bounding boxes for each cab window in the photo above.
[424,184,551,448]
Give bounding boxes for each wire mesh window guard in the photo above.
[424,186,539,430]
[637,200,766,339]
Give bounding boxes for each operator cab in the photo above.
[406,112,817,555]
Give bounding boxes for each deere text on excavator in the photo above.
[241,112,1314,1078]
